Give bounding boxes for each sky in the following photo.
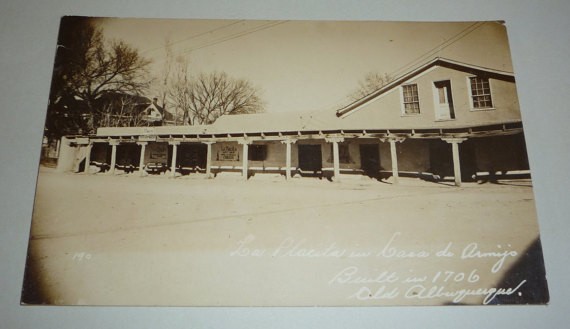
[95,19,514,114]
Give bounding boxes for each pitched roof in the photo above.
[336,57,516,118]
[96,110,341,137]
[209,110,341,134]
[96,124,211,137]
[95,57,520,138]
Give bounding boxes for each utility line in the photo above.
[178,20,288,55]
[315,22,488,112]
[148,20,288,70]
[140,20,245,55]
[388,21,486,79]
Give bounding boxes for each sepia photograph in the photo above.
[21,17,548,306]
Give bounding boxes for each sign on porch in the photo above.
[217,145,239,161]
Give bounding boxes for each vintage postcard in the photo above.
[22,17,548,306]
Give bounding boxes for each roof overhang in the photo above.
[76,121,524,145]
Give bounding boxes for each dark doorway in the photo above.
[116,144,141,173]
[298,144,322,175]
[86,143,112,172]
[429,139,476,181]
[90,143,112,164]
[429,139,452,179]
[459,140,477,181]
[178,144,207,173]
[360,144,380,177]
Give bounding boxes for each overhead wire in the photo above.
[178,20,288,55]
[387,21,487,79]
[317,22,488,112]
[148,20,289,69]
[144,20,485,113]
[139,20,245,55]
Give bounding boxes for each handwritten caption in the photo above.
[229,232,525,305]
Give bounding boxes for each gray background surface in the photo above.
[1,0,568,328]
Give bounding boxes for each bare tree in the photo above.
[99,95,146,127]
[350,72,393,101]
[169,71,264,125]
[167,56,193,125]
[152,38,175,121]
[50,18,152,133]
[78,40,151,130]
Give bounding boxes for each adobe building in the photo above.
[55,58,530,186]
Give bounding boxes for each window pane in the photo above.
[437,86,446,104]
[470,77,493,108]
[402,84,420,114]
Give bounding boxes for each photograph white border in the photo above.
[1,0,568,328]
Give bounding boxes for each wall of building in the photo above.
[116,143,141,166]
[211,142,244,170]
[376,139,431,176]
[144,142,168,165]
[321,141,361,171]
[207,138,435,176]
[472,133,530,172]
[398,139,431,173]
[56,137,75,172]
[250,141,292,171]
[378,142,391,172]
[342,66,521,129]
[211,141,299,173]
[71,132,529,180]
[56,137,90,173]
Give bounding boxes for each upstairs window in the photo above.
[402,84,420,114]
[469,77,493,109]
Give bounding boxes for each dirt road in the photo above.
[22,168,546,306]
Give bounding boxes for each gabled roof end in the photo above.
[336,57,515,118]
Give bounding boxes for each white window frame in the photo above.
[399,83,421,116]
[467,76,495,111]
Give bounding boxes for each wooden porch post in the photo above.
[137,141,147,176]
[381,137,405,184]
[325,137,345,182]
[203,141,215,178]
[281,139,297,180]
[443,137,467,187]
[238,139,251,180]
[169,141,180,178]
[108,140,118,175]
[83,142,92,174]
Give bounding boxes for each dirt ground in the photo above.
[21,167,547,306]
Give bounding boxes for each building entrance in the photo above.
[177,143,207,173]
[297,144,322,175]
[360,144,380,177]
